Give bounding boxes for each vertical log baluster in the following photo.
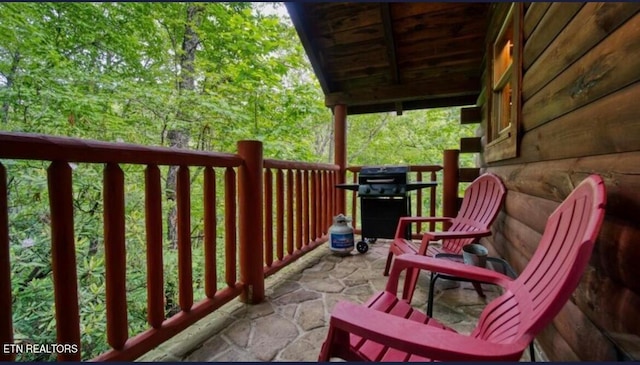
[295,170,302,250]
[416,171,423,234]
[310,171,317,241]
[325,171,331,220]
[351,171,358,231]
[315,171,322,239]
[276,170,284,260]
[430,171,437,231]
[203,167,217,298]
[323,171,329,224]
[318,171,324,236]
[330,171,335,220]
[327,171,332,230]
[286,169,294,255]
[103,163,128,349]
[0,164,14,362]
[321,171,327,233]
[264,169,273,267]
[332,171,338,216]
[47,161,81,361]
[177,166,192,311]
[303,170,310,246]
[224,167,237,287]
[144,165,164,328]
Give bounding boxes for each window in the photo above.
[485,3,522,162]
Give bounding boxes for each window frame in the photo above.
[485,3,523,163]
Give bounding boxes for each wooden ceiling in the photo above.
[286,2,491,115]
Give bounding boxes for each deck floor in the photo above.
[138,239,540,362]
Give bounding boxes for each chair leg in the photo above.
[471,281,485,297]
[384,251,394,276]
[427,272,438,317]
[529,341,536,362]
[319,325,341,361]
[318,340,331,362]
[402,267,420,303]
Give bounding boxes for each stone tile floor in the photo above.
[138,239,543,362]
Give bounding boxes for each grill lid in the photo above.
[359,165,408,185]
[359,165,409,175]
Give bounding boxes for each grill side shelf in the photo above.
[335,183,359,191]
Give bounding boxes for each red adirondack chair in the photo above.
[319,174,606,362]
[384,173,506,302]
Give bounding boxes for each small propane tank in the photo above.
[329,214,354,255]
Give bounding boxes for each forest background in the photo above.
[0,2,476,360]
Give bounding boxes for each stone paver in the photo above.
[138,239,544,362]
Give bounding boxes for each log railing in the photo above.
[0,132,336,361]
[262,160,339,277]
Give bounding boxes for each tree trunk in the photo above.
[166,4,204,249]
[1,51,20,124]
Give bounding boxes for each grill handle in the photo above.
[364,178,395,183]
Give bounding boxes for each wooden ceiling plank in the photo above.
[286,2,491,114]
[394,22,487,48]
[311,4,382,36]
[314,26,385,49]
[390,3,473,20]
[330,68,391,84]
[400,64,483,84]
[324,42,386,58]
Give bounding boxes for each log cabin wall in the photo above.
[478,2,640,361]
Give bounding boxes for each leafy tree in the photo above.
[0,2,476,360]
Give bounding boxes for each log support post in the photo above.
[443,149,460,231]
[334,104,347,215]
[237,140,264,304]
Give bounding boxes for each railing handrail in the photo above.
[264,158,339,171]
[346,164,443,173]
[0,132,242,167]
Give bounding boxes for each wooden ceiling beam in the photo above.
[381,4,399,84]
[325,78,481,107]
[346,94,479,115]
[381,4,403,116]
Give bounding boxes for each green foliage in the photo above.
[346,108,476,167]
[1,2,478,361]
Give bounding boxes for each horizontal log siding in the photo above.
[522,13,640,132]
[522,2,583,70]
[523,2,640,100]
[480,3,640,361]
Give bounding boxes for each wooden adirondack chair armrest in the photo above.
[394,217,453,239]
[330,301,524,361]
[421,228,492,241]
[385,254,514,294]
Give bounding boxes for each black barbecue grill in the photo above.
[337,166,436,252]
